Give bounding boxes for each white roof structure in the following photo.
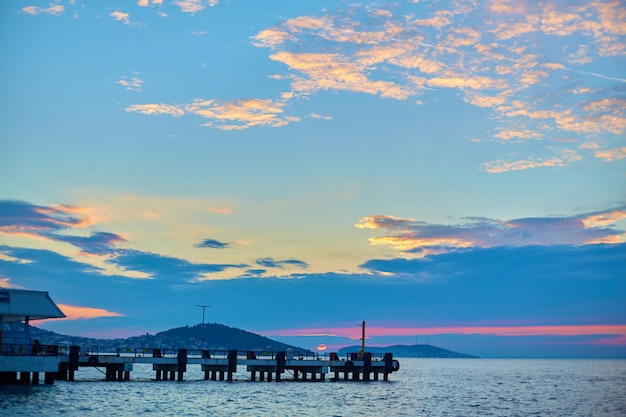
[0,289,66,323]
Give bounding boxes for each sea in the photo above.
[1,359,625,416]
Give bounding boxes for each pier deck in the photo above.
[2,342,400,384]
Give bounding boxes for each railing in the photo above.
[1,342,60,356]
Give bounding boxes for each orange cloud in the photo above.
[55,304,124,320]
[126,103,184,116]
[173,0,217,14]
[582,210,626,228]
[137,0,163,6]
[127,98,300,130]
[483,149,582,173]
[110,11,131,25]
[21,4,64,15]
[595,147,626,161]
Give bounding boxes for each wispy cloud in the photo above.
[21,4,64,16]
[482,149,583,173]
[255,257,309,270]
[250,1,625,169]
[173,0,218,14]
[595,146,626,162]
[137,0,163,6]
[0,199,246,281]
[56,304,124,320]
[195,238,230,249]
[116,74,144,92]
[127,98,301,130]
[110,10,131,25]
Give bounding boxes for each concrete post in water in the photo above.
[363,352,372,381]
[69,346,80,382]
[276,351,286,382]
[383,352,393,382]
[227,350,237,381]
[44,372,55,384]
[19,372,30,385]
[177,349,188,381]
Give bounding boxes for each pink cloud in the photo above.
[54,304,124,321]
[260,324,626,345]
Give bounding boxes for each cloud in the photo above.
[248,2,625,169]
[21,4,64,15]
[595,146,626,162]
[116,75,144,92]
[0,200,94,237]
[110,11,131,25]
[107,249,246,281]
[125,103,184,117]
[255,257,309,270]
[127,98,300,130]
[137,0,163,6]
[173,0,218,14]
[263,324,626,340]
[195,238,230,249]
[56,304,124,320]
[482,149,582,173]
[0,199,125,256]
[356,207,626,255]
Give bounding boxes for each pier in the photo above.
[50,347,400,383]
[1,289,400,384]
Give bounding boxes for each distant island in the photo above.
[338,344,477,358]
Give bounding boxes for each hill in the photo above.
[3,322,311,354]
[338,344,477,358]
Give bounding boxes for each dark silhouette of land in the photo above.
[338,344,477,358]
[5,322,475,357]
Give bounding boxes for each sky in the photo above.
[0,0,625,358]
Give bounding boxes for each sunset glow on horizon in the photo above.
[1,0,624,358]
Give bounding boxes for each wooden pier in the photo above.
[51,347,400,383]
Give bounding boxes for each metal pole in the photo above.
[197,305,211,350]
[361,320,365,358]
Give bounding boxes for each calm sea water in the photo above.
[1,359,625,416]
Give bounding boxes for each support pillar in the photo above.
[374,372,379,381]
[211,371,217,381]
[293,370,299,380]
[363,352,372,382]
[219,371,225,381]
[251,371,256,381]
[311,373,317,381]
[169,371,175,381]
[124,371,130,381]
[259,372,265,381]
[19,372,30,385]
[156,370,162,380]
[320,373,325,381]
[267,372,272,382]
[32,372,39,385]
[44,372,55,385]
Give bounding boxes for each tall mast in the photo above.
[361,320,365,357]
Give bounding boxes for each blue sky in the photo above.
[1,0,625,358]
